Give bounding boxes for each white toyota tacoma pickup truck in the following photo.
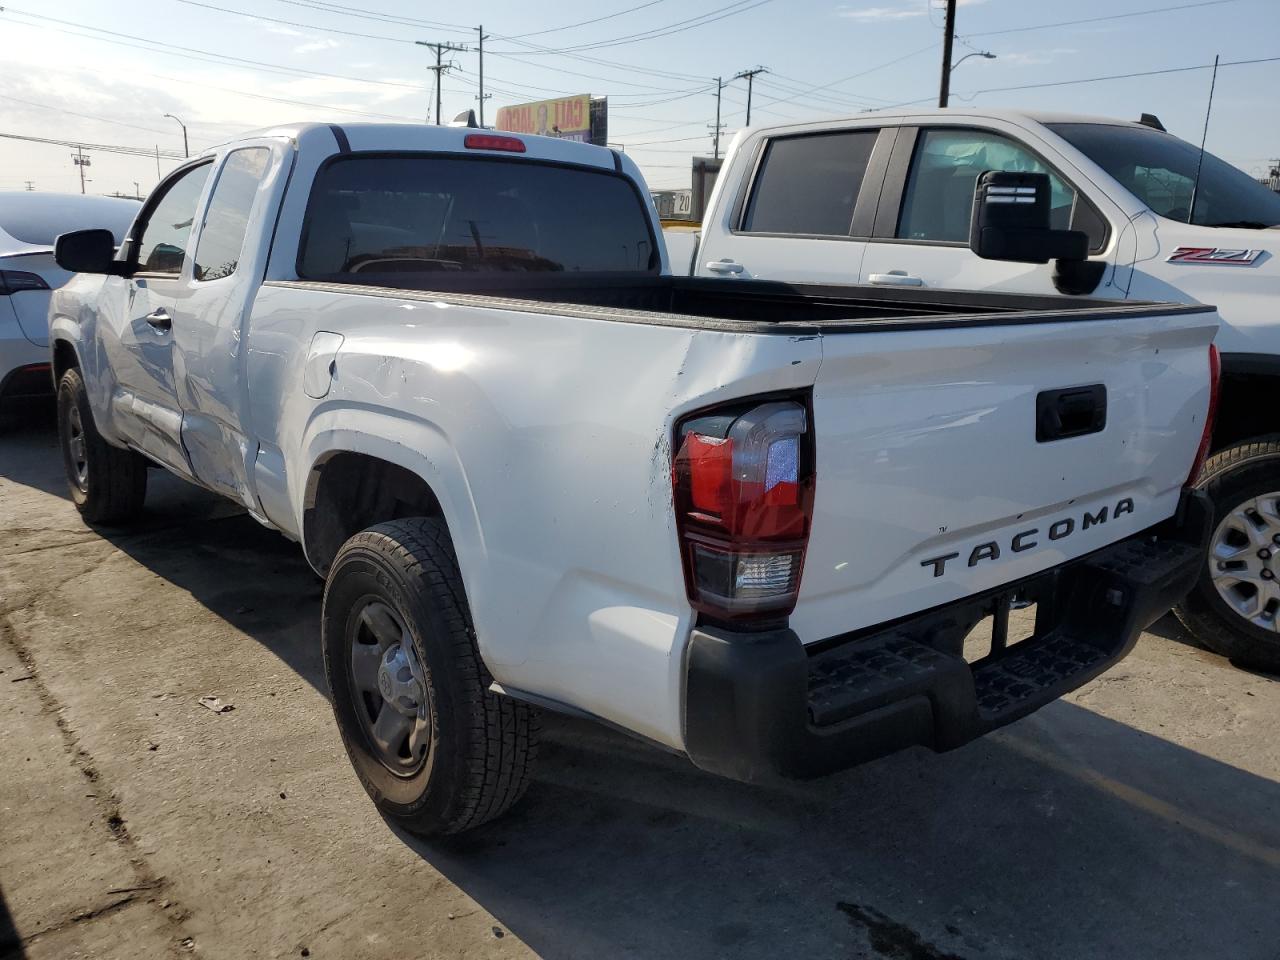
[48,122,1215,835]
[671,108,1280,671]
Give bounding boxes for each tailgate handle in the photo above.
[1037,384,1106,442]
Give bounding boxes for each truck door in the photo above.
[694,126,888,281]
[99,160,213,475]
[859,124,1122,297]
[170,142,288,509]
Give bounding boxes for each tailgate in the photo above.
[790,304,1218,644]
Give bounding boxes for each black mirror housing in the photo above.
[54,229,120,275]
[969,171,1088,265]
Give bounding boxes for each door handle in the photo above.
[144,308,172,331]
[705,259,745,275]
[868,272,924,287]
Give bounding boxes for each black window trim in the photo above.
[872,122,1112,255]
[192,146,273,284]
[729,126,893,242]
[126,157,216,281]
[294,149,662,281]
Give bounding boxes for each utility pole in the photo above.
[938,0,957,108]
[416,40,467,123]
[733,66,767,127]
[23,180,33,191]
[709,76,726,159]
[475,25,492,127]
[133,181,141,199]
[71,146,91,194]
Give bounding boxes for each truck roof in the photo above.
[744,108,1151,134]
[201,122,624,173]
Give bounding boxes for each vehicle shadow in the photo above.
[94,486,1265,960]
[0,884,24,960]
[6,420,1279,959]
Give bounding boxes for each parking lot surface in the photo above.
[2,413,1279,960]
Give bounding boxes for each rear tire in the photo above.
[57,368,147,525]
[1175,436,1280,672]
[322,517,539,836]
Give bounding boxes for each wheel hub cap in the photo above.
[377,643,425,716]
[1210,492,1280,632]
[66,405,88,490]
[349,600,432,775]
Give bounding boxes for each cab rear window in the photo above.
[298,154,658,278]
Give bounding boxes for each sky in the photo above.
[0,0,1276,196]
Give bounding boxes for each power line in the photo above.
[174,0,414,43]
[749,42,939,110]
[0,130,184,159]
[489,0,778,55]
[949,54,1280,101]
[968,0,1245,37]
[504,0,672,40]
[267,0,469,32]
[0,94,179,137]
[0,7,425,91]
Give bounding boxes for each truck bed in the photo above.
[270,273,1214,333]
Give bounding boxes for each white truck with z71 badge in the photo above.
[48,122,1216,834]
[677,108,1280,670]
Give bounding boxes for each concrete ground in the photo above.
[1,412,1278,960]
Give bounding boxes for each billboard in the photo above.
[495,95,592,142]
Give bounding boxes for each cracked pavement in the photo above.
[2,412,1279,960]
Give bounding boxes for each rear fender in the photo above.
[298,407,487,636]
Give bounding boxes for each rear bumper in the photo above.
[682,490,1212,782]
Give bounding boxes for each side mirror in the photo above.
[969,171,1105,295]
[54,229,120,275]
[969,171,1087,264]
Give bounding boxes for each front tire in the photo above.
[1175,436,1280,672]
[322,518,539,836]
[57,368,147,525]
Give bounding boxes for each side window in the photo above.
[897,129,1083,245]
[741,129,879,237]
[134,162,212,275]
[194,148,272,282]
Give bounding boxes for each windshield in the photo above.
[1048,122,1280,228]
[298,154,658,278]
[0,194,139,246]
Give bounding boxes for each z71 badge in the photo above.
[1167,246,1264,265]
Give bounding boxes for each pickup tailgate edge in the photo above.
[789,305,1218,644]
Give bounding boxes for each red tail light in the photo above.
[1186,342,1220,488]
[464,134,526,153]
[672,398,814,621]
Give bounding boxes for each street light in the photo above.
[951,50,996,73]
[163,113,189,158]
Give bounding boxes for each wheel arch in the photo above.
[51,336,81,384]
[302,449,447,575]
[296,410,486,586]
[1212,353,1280,453]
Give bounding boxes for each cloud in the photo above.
[837,5,925,20]
[259,22,303,37]
[294,38,341,54]
[837,0,985,19]
[997,48,1078,66]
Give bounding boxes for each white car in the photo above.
[0,192,139,413]
[674,108,1280,670]
[48,123,1214,834]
